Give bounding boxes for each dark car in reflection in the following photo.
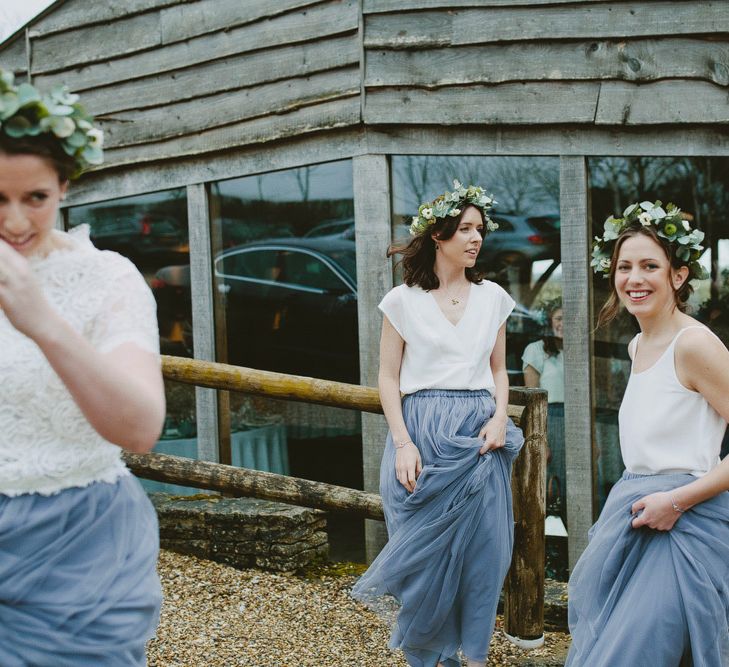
[151,235,543,384]
[476,213,560,273]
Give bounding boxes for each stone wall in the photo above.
[151,494,329,572]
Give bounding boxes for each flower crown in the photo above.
[409,179,498,237]
[591,200,708,282]
[0,69,103,178]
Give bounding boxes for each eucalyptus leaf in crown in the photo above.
[591,200,708,282]
[0,69,103,178]
[409,179,498,236]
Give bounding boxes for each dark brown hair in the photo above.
[0,133,74,182]
[597,223,693,327]
[542,298,563,358]
[388,204,485,290]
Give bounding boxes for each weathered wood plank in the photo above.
[0,34,27,73]
[62,124,729,209]
[101,68,360,148]
[365,83,601,124]
[364,0,613,10]
[65,128,363,206]
[365,2,729,47]
[160,0,323,43]
[77,34,359,115]
[353,155,393,561]
[30,0,358,80]
[30,0,190,36]
[124,451,386,520]
[100,96,361,168]
[186,184,219,463]
[559,156,593,569]
[596,80,729,124]
[31,12,162,71]
[364,125,729,155]
[504,388,547,643]
[365,39,729,88]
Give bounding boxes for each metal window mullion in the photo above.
[559,156,594,571]
[186,183,219,463]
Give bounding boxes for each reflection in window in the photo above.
[210,161,363,560]
[391,156,566,578]
[589,157,729,509]
[68,189,198,494]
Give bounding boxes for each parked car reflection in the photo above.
[152,234,542,384]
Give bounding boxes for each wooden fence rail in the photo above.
[136,356,547,645]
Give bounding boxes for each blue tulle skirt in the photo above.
[352,389,524,667]
[567,471,729,667]
[0,475,162,666]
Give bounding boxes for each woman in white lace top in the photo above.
[0,71,164,665]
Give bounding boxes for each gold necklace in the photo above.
[443,282,468,306]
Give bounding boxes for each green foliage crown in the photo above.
[591,200,708,282]
[0,69,103,178]
[409,179,498,236]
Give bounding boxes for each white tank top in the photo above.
[618,326,726,476]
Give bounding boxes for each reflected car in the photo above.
[477,213,560,272]
[87,213,188,268]
[151,235,543,384]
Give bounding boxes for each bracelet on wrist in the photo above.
[670,496,685,514]
[395,439,414,449]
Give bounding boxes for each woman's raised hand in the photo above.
[479,414,507,454]
[395,442,422,493]
[0,241,58,340]
[631,491,683,531]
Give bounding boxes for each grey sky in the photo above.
[0,0,54,44]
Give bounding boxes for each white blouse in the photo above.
[379,281,515,394]
[522,340,564,403]
[619,328,726,476]
[0,225,160,496]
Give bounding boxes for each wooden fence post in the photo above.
[503,387,547,647]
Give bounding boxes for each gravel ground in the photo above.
[149,550,570,667]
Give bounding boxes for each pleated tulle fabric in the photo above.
[0,475,162,666]
[567,471,729,667]
[352,389,524,667]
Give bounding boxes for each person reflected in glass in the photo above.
[567,201,729,666]
[352,181,525,667]
[0,71,164,664]
[522,298,565,522]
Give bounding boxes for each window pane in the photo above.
[391,155,566,578]
[210,161,362,561]
[67,189,198,495]
[588,157,729,509]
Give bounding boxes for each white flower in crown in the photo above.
[86,128,104,149]
[599,258,611,270]
[448,208,461,217]
[682,219,691,231]
[421,207,434,220]
[638,212,652,226]
[486,219,499,232]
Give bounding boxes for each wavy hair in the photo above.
[388,205,485,290]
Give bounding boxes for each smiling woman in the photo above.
[0,70,163,665]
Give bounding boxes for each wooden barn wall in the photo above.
[0,0,360,172]
[362,0,729,127]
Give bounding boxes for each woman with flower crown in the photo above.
[0,70,163,664]
[351,181,524,667]
[566,201,729,666]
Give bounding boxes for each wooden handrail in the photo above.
[153,355,546,645]
[161,355,525,422]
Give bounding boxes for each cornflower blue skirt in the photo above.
[352,389,524,667]
[567,471,729,667]
[0,475,162,666]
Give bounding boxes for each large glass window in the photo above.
[210,161,362,560]
[392,156,566,577]
[67,189,196,494]
[589,157,729,509]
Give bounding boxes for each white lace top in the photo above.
[0,225,160,497]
